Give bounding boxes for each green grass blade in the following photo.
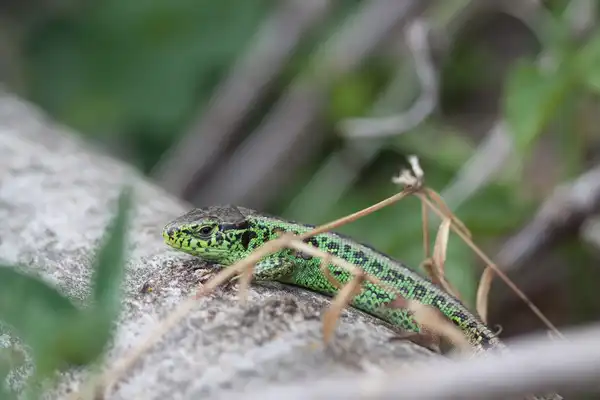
[92,186,132,320]
[0,267,78,345]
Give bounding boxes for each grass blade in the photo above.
[92,187,132,317]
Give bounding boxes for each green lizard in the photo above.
[163,205,562,400]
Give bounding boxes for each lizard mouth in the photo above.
[162,230,227,261]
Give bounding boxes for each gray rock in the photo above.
[0,90,437,399]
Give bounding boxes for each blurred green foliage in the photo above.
[24,0,275,170]
[0,188,131,398]
[328,63,392,123]
[504,32,600,159]
[0,4,595,398]
[10,0,600,322]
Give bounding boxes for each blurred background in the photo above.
[3,0,600,340]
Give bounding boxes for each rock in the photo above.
[0,90,437,399]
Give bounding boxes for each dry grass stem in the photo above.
[417,193,564,339]
[392,155,561,339]
[387,294,471,351]
[322,273,365,343]
[237,263,253,304]
[287,240,400,297]
[421,200,430,258]
[299,187,415,240]
[101,296,200,396]
[420,259,440,286]
[476,267,495,324]
[98,235,294,397]
[407,301,473,351]
[319,254,343,290]
[420,259,462,302]
[431,219,463,300]
[289,239,471,348]
[433,218,450,276]
[424,187,471,238]
[196,235,291,298]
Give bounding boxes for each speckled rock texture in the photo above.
[0,90,438,399]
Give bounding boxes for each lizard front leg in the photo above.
[252,256,296,281]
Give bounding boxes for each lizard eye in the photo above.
[199,226,213,235]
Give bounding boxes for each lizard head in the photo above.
[162,205,254,265]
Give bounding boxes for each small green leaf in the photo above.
[0,268,78,348]
[53,186,133,366]
[0,186,133,379]
[576,33,600,93]
[585,70,600,92]
[41,187,132,368]
[503,59,573,154]
[329,75,377,122]
[49,186,134,367]
[0,267,79,375]
[54,313,114,367]
[505,32,600,155]
[92,186,132,316]
[57,188,132,365]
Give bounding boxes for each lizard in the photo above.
[163,205,563,400]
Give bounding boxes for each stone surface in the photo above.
[0,90,437,399]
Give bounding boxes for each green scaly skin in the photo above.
[163,205,562,400]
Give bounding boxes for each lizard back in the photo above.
[241,209,503,351]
